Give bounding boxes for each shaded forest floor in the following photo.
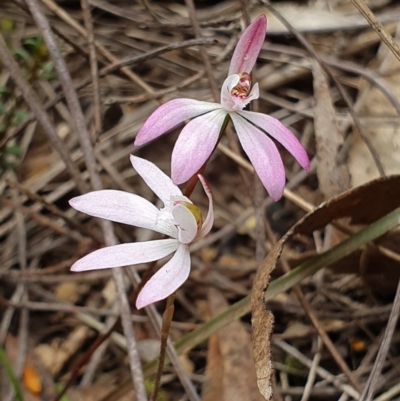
[1,0,400,400]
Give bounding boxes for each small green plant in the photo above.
[54,383,70,401]
[14,35,55,81]
[0,344,24,401]
[0,33,54,175]
[0,145,21,174]
[145,379,168,401]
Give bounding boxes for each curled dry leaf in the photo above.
[251,175,400,400]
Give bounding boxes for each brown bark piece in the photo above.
[312,60,351,199]
[204,288,264,401]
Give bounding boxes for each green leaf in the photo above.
[12,110,29,126]
[0,102,6,115]
[144,379,167,401]
[13,47,31,63]
[54,383,70,401]
[5,145,21,156]
[0,18,15,32]
[39,62,55,81]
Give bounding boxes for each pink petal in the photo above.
[230,114,286,201]
[134,99,221,146]
[198,175,214,238]
[136,244,190,309]
[71,239,179,271]
[171,109,227,184]
[228,14,267,75]
[238,111,310,171]
[220,75,260,112]
[70,190,175,237]
[172,204,198,244]
[130,155,182,204]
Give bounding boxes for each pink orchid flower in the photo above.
[134,15,309,201]
[69,155,213,309]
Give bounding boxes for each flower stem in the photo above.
[151,293,176,401]
[153,112,231,401]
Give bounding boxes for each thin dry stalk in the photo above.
[300,337,322,401]
[80,0,102,141]
[0,33,87,193]
[4,187,29,401]
[38,0,153,92]
[264,219,361,392]
[6,179,100,241]
[359,279,400,401]
[151,295,175,401]
[9,37,214,139]
[260,0,385,177]
[184,0,219,101]
[274,339,360,399]
[23,0,147,398]
[350,0,400,64]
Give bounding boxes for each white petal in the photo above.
[220,74,240,111]
[246,83,259,104]
[136,244,191,309]
[172,204,198,244]
[130,155,182,205]
[70,190,174,236]
[71,239,179,271]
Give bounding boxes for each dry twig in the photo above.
[23,0,148,398]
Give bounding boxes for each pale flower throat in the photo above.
[231,72,251,99]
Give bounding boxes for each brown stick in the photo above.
[23,0,148,398]
[350,0,400,64]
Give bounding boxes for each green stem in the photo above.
[0,344,24,401]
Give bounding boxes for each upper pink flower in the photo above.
[69,156,213,309]
[134,15,309,201]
